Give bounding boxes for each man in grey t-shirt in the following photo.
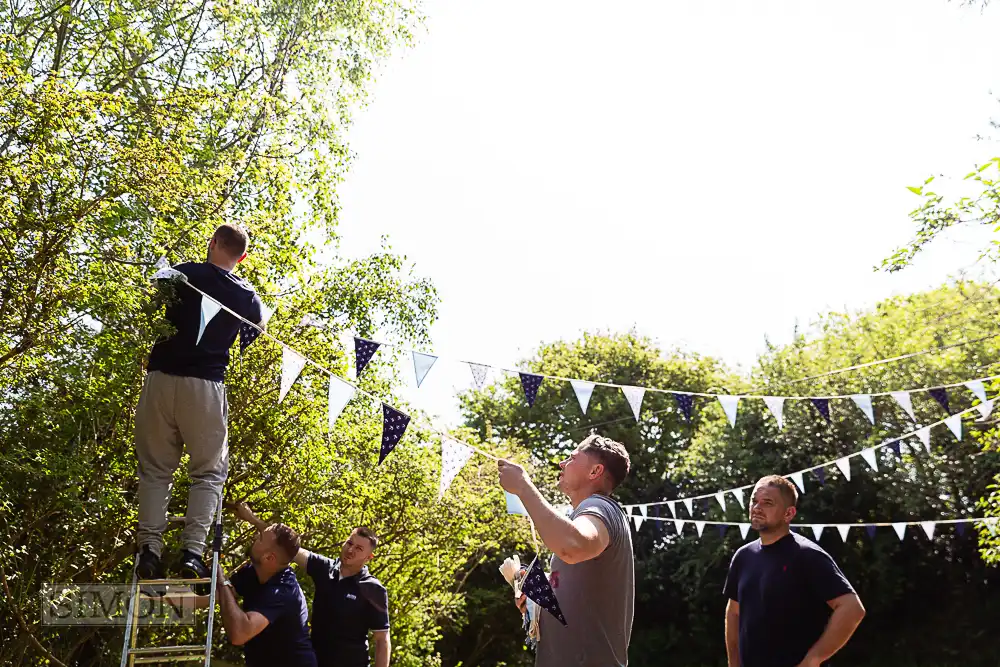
[498,434,634,667]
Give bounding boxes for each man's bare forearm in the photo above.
[516,482,586,559]
[374,633,391,667]
[803,599,865,663]
[725,605,740,667]
[217,585,252,645]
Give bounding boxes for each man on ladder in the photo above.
[135,223,265,581]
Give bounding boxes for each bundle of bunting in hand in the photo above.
[499,555,541,647]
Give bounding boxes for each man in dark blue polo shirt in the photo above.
[135,223,265,583]
[231,503,391,667]
[216,522,317,667]
[724,475,866,667]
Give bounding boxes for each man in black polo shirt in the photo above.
[232,503,391,667]
[723,475,866,667]
[135,223,265,582]
[216,522,317,667]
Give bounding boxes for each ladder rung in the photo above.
[130,645,206,655]
[138,591,205,600]
[138,578,213,585]
[133,656,206,664]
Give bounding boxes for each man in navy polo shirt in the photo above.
[724,475,866,667]
[232,503,391,667]
[216,522,317,667]
[134,223,265,582]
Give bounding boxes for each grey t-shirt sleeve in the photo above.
[575,495,627,550]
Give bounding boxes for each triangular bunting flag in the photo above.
[633,514,644,531]
[892,522,907,541]
[956,522,967,537]
[815,468,826,485]
[916,427,932,453]
[851,395,875,424]
[469,363,489,389]
[674,394,695,422]
[571,380,596,414]
[763,397,785,430]
[152,257,185,281]
[965,380,988,404]
[694,521,706,538]
[860,448,878,472]
[976,399,995,420]
[837,525,851,542]
[328,376,355,429]
[673,519,685,535]
[505,491,528,516]
[197,296,223,346]
[718,396,740,427]
[865,525,877,539]
[412,352,438,388]
[810,398,831,422]
[920,521,936,540]
[811,525,826,541]
[889,440,902,457]
[790,472,805,495]
[739,523,750,539]
[519,373,543,407]
[835,457,851,481]
[891,391,916,420]
[928,387,950,414]
[521,558,567,625]
[438,439,475,499]
[279,348,307,403]
[715,492,727,512]
[682,498,694,517]
[944,414,962,440]
[354,337,381,376]
[154,255,170,271]
[717,524,727,539]
[666,501,676,518]
[240,321,263,352]
[622,386,645,422]
[639,504,648,519]
[378,404,410,464]
[732,488,745,509]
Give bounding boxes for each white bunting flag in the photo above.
[763,397,785,430]
[860,448,878,472]
[571,380,596,414]
[891,391,916,420]
[790,472,806,495]
[944,414,962,440]
[328,376,355,429]
[976,399,995,420]
[259,301,273,326]
[438,439,474,499]
[279,347,307,403]
[153,266,185,281]
[916,427,932,453]
[469,363,489,389]
[633,513,644,531]
[197,295,223,346]
[622,386,645,422]
[715,492,727,512]
[811,525,826,541]
[718,396,740,427]
[851,395,875,424]
[732,488,745,510]
[965,380,988,404]
[835,457,852,481]
[666,501,676,518]
[739,523,751,539]
[412,352,438,388]
[920,521,936,540]
[683,498,694,517]
[155,255,169,270]
[892,522,907,541]
[694,521,706,538]
[505,491,528,516]
[837,525,851,542]
[674,519,685,535]
[639,504,648,520]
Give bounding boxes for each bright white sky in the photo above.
[335,0,1000,425]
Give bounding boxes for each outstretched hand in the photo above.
[497,459,532,497]
[228,501,258,525]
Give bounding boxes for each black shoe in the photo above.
[136,546,164,581]
[176,550,210,594]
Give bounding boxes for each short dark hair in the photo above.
[754,475,798,508]
[579,433,631,490]
[271,523,301,564]
[213,223,249,257]
[354,526,379,550]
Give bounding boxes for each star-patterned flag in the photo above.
[521,558,567,625]
[438,439,475,499]
[279,347,307,403]
[469,363,489,389]
[810,398,831,422]
[240,322,263,352]
[674,393,695,422]
[519,373,543,407]
[378,404,410,464]
[889,440,902,457]
[928,387,950,414]
[354,337,381,376]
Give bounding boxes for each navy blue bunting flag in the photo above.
[815,468,826,485]
[810,398,831,422]
[355,337,381,376]
[519,373,543,407]
[865,526,877,539]
[956,523,967,537]
[240,322,263,352]
[889,441,902,457]
[928,387,950,414]
[717,524,727,539]
[700,498,711,515]
[378,403,410,464]
[674,393,695,422]
[521,558,567,626]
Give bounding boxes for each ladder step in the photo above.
[138,591,205,600]
[138,578,213,585]
[130,645,206,655]
[133,656,206,664]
